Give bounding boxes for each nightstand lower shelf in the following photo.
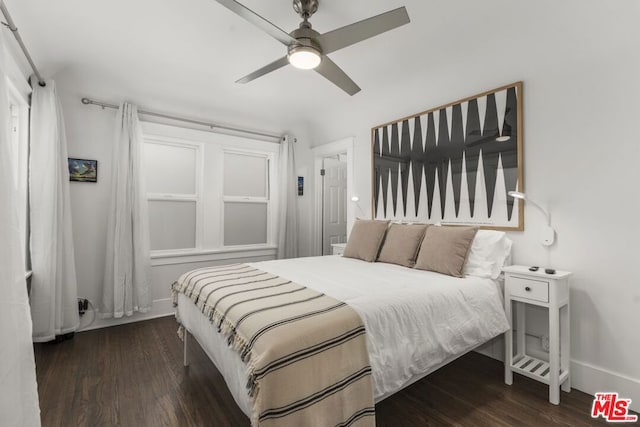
[511,355,569,386]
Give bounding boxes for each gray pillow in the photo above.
[414,226,479,277]
[343,219,389,262]
[377,223,429,267]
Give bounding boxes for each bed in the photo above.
[175,243,510,425]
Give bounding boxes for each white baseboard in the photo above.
[571,359,640,413]
[77,298,175,332]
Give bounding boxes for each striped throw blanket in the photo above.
[171,263,375,427]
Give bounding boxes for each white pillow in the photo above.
[463,230,513,279]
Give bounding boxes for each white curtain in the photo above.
[277,135,298,259]
[29,77,79,342]
[101,103,151,318]
[0,33,41,427]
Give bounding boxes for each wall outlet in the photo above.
[78,298,89,316]
[541,334,550,351]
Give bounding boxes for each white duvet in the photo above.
[178,255,510,416]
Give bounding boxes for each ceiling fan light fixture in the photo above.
[288,45,321,70]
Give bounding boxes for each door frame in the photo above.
[312,137,354,256]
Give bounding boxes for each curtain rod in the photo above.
[0,1,46,87]
[81,97,282,141]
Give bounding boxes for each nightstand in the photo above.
[503,265,572,405]
[331,243,346,256]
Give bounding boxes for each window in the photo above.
[223,151,270,246]
[6,81,30,269]
[144,140,200,251]
[142,123,278,258]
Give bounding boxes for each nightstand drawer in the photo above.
[510,277,549,302]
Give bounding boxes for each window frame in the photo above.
[221,148,273,249]
[6,78,30,270]
[144,135,203,255]
[141,122,280,263]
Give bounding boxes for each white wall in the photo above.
[306,0,640,410]
[54,67,315,330]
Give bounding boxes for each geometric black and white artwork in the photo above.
[371,82,523,230]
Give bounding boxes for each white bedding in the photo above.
[177,255,509,416]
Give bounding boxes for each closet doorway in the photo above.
[312,137,354,256]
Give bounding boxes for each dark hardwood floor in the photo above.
[34,316,613,426]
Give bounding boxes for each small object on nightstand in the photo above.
[331,243,346,256]
[529,266,539,272]
[545,268,556,274]
[503,265,572,405]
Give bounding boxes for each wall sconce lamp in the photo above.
[508,191,555,246]
[351,196,365,217]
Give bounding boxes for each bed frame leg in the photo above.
[183,329,189,367]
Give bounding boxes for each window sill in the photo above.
[150,245,278,266]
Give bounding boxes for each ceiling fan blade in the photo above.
[236,56,290,84]
[315,56,361,96]
[316,7,410,55]
[212,0,297,46]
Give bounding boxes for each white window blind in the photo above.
[223,151,270,247]
[144,140,200,252]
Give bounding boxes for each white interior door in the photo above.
[322,157,347,255]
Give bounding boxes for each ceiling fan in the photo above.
[213,0,410,95]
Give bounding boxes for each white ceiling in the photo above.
[4,0,514,131]
[7,0,631,141]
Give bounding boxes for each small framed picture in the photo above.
[68,158,98,182]
[298,176,304,196]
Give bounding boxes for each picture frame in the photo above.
[371,82,523,230]
[68,158,98,182]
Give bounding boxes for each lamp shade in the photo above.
[288,46,321,69]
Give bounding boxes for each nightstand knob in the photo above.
[525,286,531,292]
